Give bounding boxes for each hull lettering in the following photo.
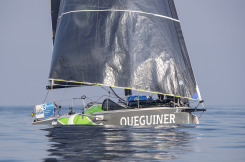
[120,114,175,126]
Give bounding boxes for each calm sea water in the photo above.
[0,105,245,161]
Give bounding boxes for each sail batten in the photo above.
[49,0,201,100]
[58,9,180,22]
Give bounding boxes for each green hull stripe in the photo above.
[85,104,103,114]
[58,117,69,125]
[58,115,94,125]
[73,116,94,125]
[58,104,102,125]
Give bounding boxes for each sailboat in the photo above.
[32,0,205,126]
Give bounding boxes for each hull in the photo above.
[32,117,57,125]
[33,107,199,126]
[91,107,199,126]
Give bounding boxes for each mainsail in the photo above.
[50,0,60,43]
[49,0,201,100]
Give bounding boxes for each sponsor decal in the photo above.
[120,114,175,126]
[34,102,54,119]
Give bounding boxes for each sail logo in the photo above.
[120,114,175,126]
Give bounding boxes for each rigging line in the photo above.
[52,83,68,116]
[90,94,126,99]
[58,9,180,22]
[194,102,201,109]
[87,95,108,103]
[49,80,56,103]
[57,82,68,106]
[54,82,69,115]
[42,90,50,104]
[99,85,125,102]
[198,111,204,120]
[109,87,126,102]
[99,85,111,94]
[50,89,55,103]
[56,98,73,102]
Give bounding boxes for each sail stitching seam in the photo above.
[58,9,180,22]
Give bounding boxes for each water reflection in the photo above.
[43,125,195,161]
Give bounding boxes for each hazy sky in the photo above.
[0,0,245,106]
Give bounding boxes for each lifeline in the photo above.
[120,114,175,126]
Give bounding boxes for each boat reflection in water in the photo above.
[43,125,195,161]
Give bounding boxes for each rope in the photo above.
[42,90,49,104]
[57,82,68,106]
[198,111,205,120]
[54,82,68,115]
[86,95,108,103]
[109,87,125,102]
[50,89,55,103]
[99,85,110,93]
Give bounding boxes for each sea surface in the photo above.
[0,105,245,162]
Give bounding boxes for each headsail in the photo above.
[49,0,201,100]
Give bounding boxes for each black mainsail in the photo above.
[49,0,201,100]
[50,0,60,43]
